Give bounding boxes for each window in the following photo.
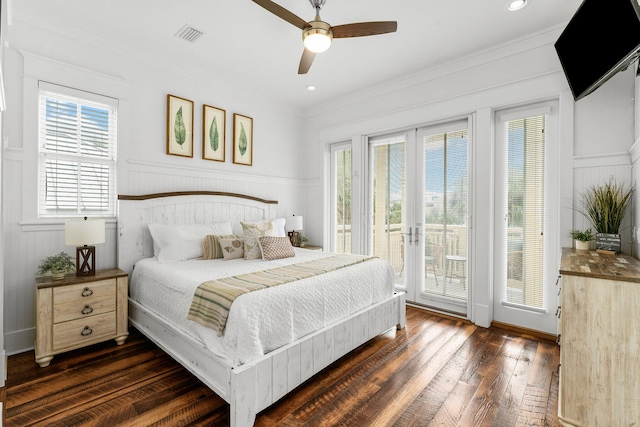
[38,83,118,217]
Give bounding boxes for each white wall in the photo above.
[302,28,637,331]
[1,13,309,354]
[0,0,7,385]
[630,74,640,259]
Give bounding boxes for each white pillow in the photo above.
[148,221,233,263]
[273,217,286,237]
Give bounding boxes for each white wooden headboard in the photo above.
[117,191,278,275]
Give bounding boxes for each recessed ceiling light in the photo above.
[508,0,527,11]
[306,85,317,91]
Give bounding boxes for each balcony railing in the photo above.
[336,224,524,281]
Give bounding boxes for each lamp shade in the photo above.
[65,217,105,246]
[286,215,304,231]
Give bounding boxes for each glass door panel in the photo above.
[415,124,469,315]
[493,101,559,334]
[370,137,406,288]
[332,145,352,253]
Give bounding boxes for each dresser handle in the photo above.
[81,326,93,336]
[81,305,94,315]
[81,287,93,297]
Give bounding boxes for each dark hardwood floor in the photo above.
[2,306,561,426]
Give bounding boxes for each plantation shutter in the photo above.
[38,82,118,217]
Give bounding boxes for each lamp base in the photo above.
[288,231,301,247]
[76,245,96,276]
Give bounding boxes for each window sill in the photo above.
[20,218,117,232]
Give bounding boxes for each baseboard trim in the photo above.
[491,321,558,343]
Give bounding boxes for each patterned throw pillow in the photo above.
[202,234,237,260]
[241,220,278,260]
[258,236,295,261]
[215,236,245,260]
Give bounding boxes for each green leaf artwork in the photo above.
[209,116,219,151]
[174,106,186,147]
[239,123,248,157]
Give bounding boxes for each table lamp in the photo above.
[65,217,105,276]
[286,215,304,247]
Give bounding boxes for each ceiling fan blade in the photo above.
[252,0,309,30]
[331,21,398,38]
[298,49,316,74]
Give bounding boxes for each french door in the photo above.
[368,119,471,316]
[493,102,559,334]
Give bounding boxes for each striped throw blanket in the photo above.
[187,254,375,336]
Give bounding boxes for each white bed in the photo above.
[117,191,406,427]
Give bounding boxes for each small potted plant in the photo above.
[299,234,309,247]
[37,252,75,280]
[570,229,594,250]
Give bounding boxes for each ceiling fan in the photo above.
[252,0,397,74]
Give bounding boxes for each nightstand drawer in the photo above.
[53,294,116,323]
[53,279,116,306]
[52,312,117,351]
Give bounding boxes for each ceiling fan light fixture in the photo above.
[303,20,333,53]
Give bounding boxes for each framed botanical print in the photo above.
[167,94,194,157]
[233,113,253,166]
[203,104,226,162]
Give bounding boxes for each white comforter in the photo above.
[129,248,395,365]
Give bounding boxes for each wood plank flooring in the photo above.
[2,306,561,426]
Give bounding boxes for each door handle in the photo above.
[415,226,420,246]
[404,227,412,244]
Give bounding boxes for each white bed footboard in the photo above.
[129,291,406,427]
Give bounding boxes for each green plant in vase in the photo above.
[569,228,594,250]
[579,180,634,252]
[37,252,75,280]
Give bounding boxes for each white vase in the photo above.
[575,240,590,250]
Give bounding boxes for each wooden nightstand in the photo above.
[35,268,129,367]
[300,245,323,251]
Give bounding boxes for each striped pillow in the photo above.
[258,236,295,261]
[202,234,237,260]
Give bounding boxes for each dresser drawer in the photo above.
[53,279,116,323]
[52,312,117,351]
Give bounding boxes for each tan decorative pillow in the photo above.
[241,220,278,260]
[258,236,295,261]
[202,234,237,260]
[216,236,245,260]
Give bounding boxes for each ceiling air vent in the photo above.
[175,24,205,43]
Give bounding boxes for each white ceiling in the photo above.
[14,0,583,114]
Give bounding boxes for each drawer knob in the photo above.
[81,305,94,315]
[81,326,93,336]
[81,287,93,297]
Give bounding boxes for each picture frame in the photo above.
[233,113,253,166]
[202,104,226,162]
[167,94,194,157]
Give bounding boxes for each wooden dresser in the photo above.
[35,268,129,368]
[558,248,640,426]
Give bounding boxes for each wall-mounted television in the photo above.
[555,0,640,101]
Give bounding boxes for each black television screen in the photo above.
[555,0,640,101]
